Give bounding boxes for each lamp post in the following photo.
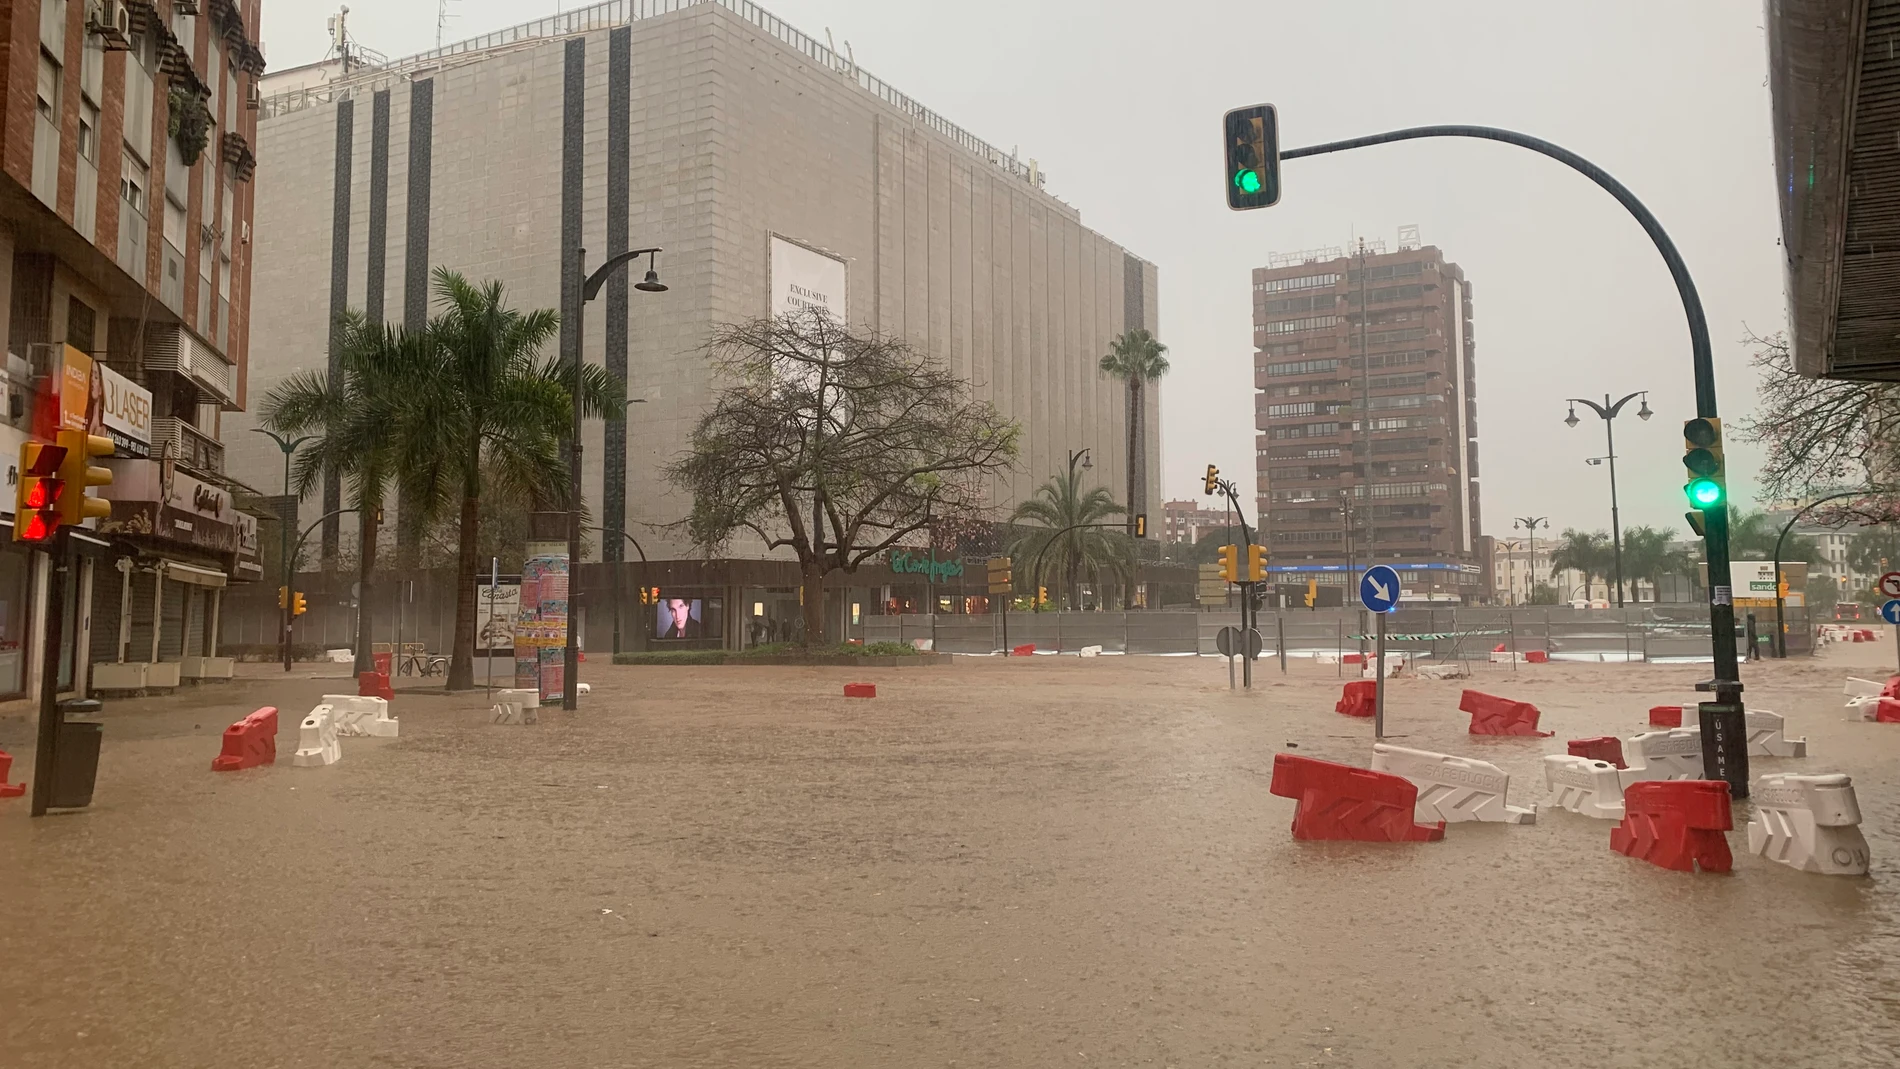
[253,429,314,672]
[1513,516,1549,605]
[1563,392,1651,607]
[1497,538,1524,605]
[566,245,665,711]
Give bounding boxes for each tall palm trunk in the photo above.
[448,472,481,691]
[352,505,379,676]
[1125,378,1143,609]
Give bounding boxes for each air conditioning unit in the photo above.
[87,0,132,50]
[245,79,260,110]
[174,0,200,12]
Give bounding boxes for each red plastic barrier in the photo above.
[1335,680,1375,718]
[359,671,393,701]
[844,683,876,698]
[1876,698,1900,724]
[1460,689,1552,737]
[1567,735,1627,769]
[1649,705,1684,728]
[1880,676,1900,700]
[1860,629,1878,641]
[1268,754,1445,842]
[1524,650,1550,664]
[1609,779,1734,873]
[1492,643,1507,653]
[1853,631,1868,642]
[372,651,392,676]
[0,748,24,798]
[1342,652,1365,665]
[1011,644,1036,657]
[211,707,279,772]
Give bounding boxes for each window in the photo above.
[1365,393,1437,411]
[1367,372,1430,389]
[1260,294,1337,315]
[1349,350,1434,370]
[1265,402,1317,417]
[120,153,148,213]
[37,50,60,121]
[78,101,99,162]
[1350,328,1429,348]
[1347,261,1426,283]
[1255,272,1340,294]
[1263,358,1339,377]
[1261,315,1341,336]
[1349,284,1426,305]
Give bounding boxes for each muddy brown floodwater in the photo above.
[2,646,1898,1067]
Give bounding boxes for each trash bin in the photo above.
[50,698,103,809]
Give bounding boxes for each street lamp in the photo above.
[253,429,314,672]
[1513,516,1549,604]
[566,245,665,711]
[1067,448,1092,481]
[1562,391,1650,607]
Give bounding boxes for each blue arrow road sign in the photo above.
[1882,599,1900,625]
[1360,565,1401,613]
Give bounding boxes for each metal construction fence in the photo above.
[863,604,1808,661]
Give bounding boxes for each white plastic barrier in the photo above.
[1314,652,1342,666]
[1748,773,1871,875]
[1623,728,1703,781]
[1843,676,1884,702]
[1416,662,1468,680]
[576,682,591,696]
[1078,645,1102,658]
[1542,755,1629,819]
[320,694,399,738]
[1743,709,1806,758]
[493,688,539,725]
[325,649,354,663]
[1489,651,1526,664]
[1371,743,1536,824]
[292,704,341,767]
[1361,653,1408,679]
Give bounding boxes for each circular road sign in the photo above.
[1883,600,1900,626]
[1880,572,1900,599]
[1359,565,1402,614]
[1216,626,1265,659]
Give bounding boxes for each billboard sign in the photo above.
[769,235,847,321]
[100,364,152,457]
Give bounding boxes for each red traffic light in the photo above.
[20,512,54,542]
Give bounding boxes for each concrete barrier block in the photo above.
[1371,743,1535,824]
[1623,728,1703,781]
[212,707,279,772]
[1742,709,1805,757]
[292,704,341,768]
[1748,772,1870,875]
[1543,755,1628,819]
[320,695,399,738]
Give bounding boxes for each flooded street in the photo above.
[3,648,1898,1067]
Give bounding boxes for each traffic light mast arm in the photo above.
[1028,521,1140,613]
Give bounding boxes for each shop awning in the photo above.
[162,561,228,588]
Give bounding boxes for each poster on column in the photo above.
[517,550,569,702]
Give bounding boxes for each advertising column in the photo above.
[516,541,568,703]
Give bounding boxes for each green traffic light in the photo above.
[1688,478,1723,508]
[1235,169,1262,194]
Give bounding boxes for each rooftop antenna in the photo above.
[437,0,461,48]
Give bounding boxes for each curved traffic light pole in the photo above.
[1282,126,1748,795]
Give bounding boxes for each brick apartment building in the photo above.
[1252,241,1483,602]
[1161,498,1228,546]
[0,0,264,697]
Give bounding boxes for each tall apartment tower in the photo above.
[1251,242,1483,603]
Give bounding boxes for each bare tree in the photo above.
[666,310,1020,644]
[1736,329,1900,499]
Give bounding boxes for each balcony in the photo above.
[143,322,236,407]
[151,417,224,476]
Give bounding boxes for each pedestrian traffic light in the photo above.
[1305,578,1318,608]
[1246,543,1268,582]
[1133,514,1146,538]
[13,441,68,544]
[1217,544,1240,583]
[292,592,308,616]
[54,430,113,525]
[278,586,290,610]
[1204,464,1220,495]
[1683,417,1726,510]
[1223,103,1280,210]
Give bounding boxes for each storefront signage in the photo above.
[769,235,848,320]
[100,364,152,458]
[887,550,964,582]
[97,458,246,555]
[60,345,92,433]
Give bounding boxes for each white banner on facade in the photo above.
[101,364,152,458]
[769,235,848,320]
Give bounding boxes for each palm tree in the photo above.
[391,268,622,690]
[1617,525,1687,603]
[1098,329,1169,565]
[260,312,421,676]
[1007,468,1130,610]
[1550,528,1611,603]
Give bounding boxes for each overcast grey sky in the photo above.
[270,0,1785,539]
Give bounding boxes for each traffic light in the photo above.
[1246,543,1268,583]
[278,586,290,610]
[292,592,308,617]
[1217,544,1240,583]
[1133,514,1147,538]
[1222,104,1280,210]
[1204,464,1220,496]
[1037,585,1048,608]
[1305,578,1318,608]
[13,441,68,544]
[54,430,113,525]
[987,556,1013,595]
[1683,417,1726,511]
